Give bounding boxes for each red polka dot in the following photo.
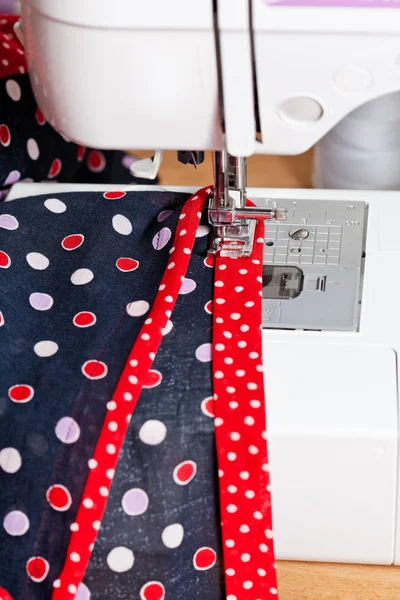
[77,146,86,162]
[173,460,197,485]
[87,150,106,173]
[0,588,14,600]
[143,370,162,389]
[104,191,126,200]
[82,360,108,380]
[73,312,97,328]
[35,108,46,126]
[140,582,165,600]
[193,547,217,571]
[26,557,49,582]
[46,485,72,512]
[0,124,10,147]
[204,300,213,314]
[116,257,139,272]
[8,384,34,404]
[48,158,62,179]
[62,234,84,251]
[201,396,215,418]
[0,251,10,268]
[204,255,214,268]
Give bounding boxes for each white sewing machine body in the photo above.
[16,0,400,569]
[7,183,400,567]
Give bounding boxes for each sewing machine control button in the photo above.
[334,66,373,94]
[278,97,323,125]
[289,227,309,241]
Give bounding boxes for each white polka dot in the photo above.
[250,400,261,408]
[70,552,80,563]
[6,79,21,101]
[240,324,250,332]
[260,543,269,553]
[44,198,66,213]
[3,509,30,536]
[108,421,118,432]
[216,298,225,305]
[68,585,77,595]
[141,333,150,341]
[88,459,98,469]
[245,301,255,308]
[99,487,109,497]
[249,445,259,455]
[216,317,224,323]
[230,313,241,320]
[227,504,237,513]
[249,352,259,359]
[34,340,58,357]
[224,357,233,365]
[106,444,116,454]
[243,581,253,590]
[53,580,61,588]
[165,295,173,303]
[112,214,132,235]
[238,341,247,348]
[270,588,278,595]
[226,540,235,549]
[258,568,267,576]
[70,522,79,532]
[241,553,251,562]
[245,490,255,499]
[239,269,248,275]
[263,464,270,473]
[229,401,239,409]
[240,524,251,533]
[83,498,94,508]
[236,370,246,377]
[26,252,49,270]
[93,520,101,530]
[27,138,40,160]
[235,286,244,293]
[139,420,167,445]
[71,269,94,286]
[215,343,225,351]
[226,386,236,394]
[162,523,184,548]
[107,401,117,411]
[265,529,274,539]
[226,568,235,576]
[240,471,250,480]
[214,417,224,427]
[215,281,224,288]
[254,511,263,520]
[126,300,150,317]
[244,416,255,426]
[215,371,224,379]
[218,264,227,270]
[227,452,237,461]
[227,596,237,600]
[106,469,115,479]
[230,432,240,441]
[0,447,22,473]
[129,375,138,385]
[247,382,258,390]
[183,248,191,254]
[252,259,260,264]
[162,320,174,336]
[227,485,237,493]
[256,364,264,372]
[223,331,232,339]
[107,546,134,573]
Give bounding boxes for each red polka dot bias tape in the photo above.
[213,216,278,599]
[51,187,211,599]
[0,16,27,79]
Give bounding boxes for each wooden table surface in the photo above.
[136,149,400,599]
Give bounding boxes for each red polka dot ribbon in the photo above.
[212,217,278,598]
[0,15,27,79]
[51,187,211,599]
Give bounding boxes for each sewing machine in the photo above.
[13,0,400,568]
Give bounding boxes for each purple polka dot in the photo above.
[55,417,81,444]
[179,278,196,295]
[0,214,18,230]
[157,210,173,223]
[3,510,30,536]
[75,583,91,600]
[29,293,53,311]
[121,154,137,169]
[195,343,212,363]
[153,227,172,250]
[3,170,21,186]
[122,488,149,516]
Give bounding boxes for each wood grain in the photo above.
[135,148,400,598]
